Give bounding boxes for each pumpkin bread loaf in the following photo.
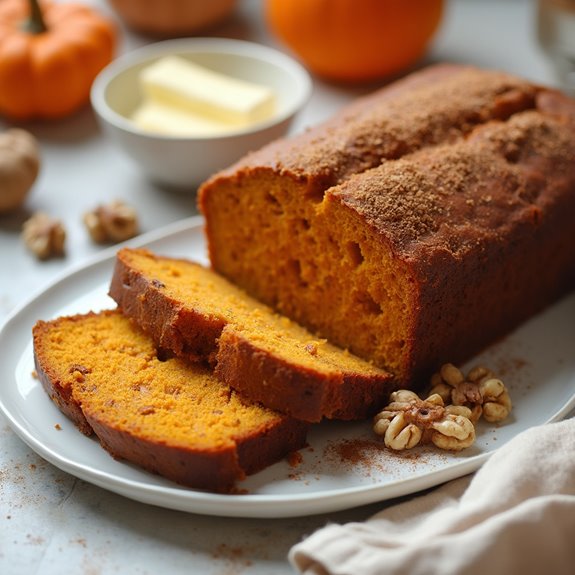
[33,309,308,493]
[198,63,575,387]
[109,248,394,423]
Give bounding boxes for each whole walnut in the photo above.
[0,128,41,213]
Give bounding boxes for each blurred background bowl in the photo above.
[107,0,238,37]
[90,37,312,189]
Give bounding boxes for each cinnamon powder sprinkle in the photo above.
[328,438,381,465]
[322,438,390,479]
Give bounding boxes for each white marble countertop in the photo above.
[0,1,562,573]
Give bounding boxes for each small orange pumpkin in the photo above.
[0,0,117,120]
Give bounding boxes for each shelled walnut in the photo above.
[22,212,66,260]
[83,200,139,244]
[373,390,476,451]
[429,363,512,423]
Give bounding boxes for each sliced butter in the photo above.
[132,100,234,137]
[139,56,276,127]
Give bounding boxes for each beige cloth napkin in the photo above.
[290,418,575,575]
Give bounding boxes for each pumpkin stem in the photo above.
[24,0,48,34]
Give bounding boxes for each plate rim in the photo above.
[1,216,574,518]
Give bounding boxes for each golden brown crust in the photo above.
[32,310,308,492]
[88,414,245,491]
[109,248,394,422]
[331,107,575,258]
[33,315,96,436]
[109,254,223,363]
[199,63,539,198]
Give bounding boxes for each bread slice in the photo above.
[109,248,394,423]
[33,309,308,493]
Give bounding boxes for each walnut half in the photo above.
[83,200,139,244]
[429,363,512,423]
[22,212,66,260]
[373,390,475,452]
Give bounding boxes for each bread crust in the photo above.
[215,328,390,421]
[34,314,99,436]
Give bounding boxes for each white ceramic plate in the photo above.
[1,216,574,518]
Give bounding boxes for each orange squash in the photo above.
[0,0,117,120]
[265,0,444,83]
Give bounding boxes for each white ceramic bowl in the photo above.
[90,38,311,189]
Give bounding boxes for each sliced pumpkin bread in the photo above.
[109,248,395,422]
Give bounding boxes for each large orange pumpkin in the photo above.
[0,0,117,120]
[265,0,444,82]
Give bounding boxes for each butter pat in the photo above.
[139,56,276,127]
[132,100,234,137]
